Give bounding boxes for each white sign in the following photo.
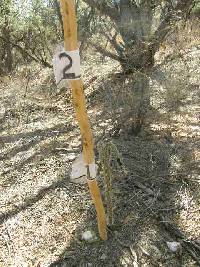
[53,48,81,85]
[70,153,97,184]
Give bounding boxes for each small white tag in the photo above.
[70,153,97,184]
[88,163,97,179]
[53,48,81,84]
[70,154,87,184]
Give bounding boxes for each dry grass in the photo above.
[0,18,200,267]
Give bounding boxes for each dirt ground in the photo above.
[0,34,200,266]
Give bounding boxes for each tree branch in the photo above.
[0,35,52,68]
[88,41,123,63]
[152,0,195,52]
[82,0,119,21]
[103,32,124,57]
[52,0,64,36]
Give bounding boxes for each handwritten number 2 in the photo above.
[59,52,80,80]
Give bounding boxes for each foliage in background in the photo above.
[0,0,198,135]
[81,0,196,134]
[0,0,97,74]
[0,0,58,72]
[82,0,196,72]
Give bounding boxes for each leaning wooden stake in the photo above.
[60,0,107,240]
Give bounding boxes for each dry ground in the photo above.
[0,23,200,266]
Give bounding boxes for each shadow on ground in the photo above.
[48,129,200,266]
[47,49,200,266]
[0,42,199,266]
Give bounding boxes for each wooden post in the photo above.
[60,0,107,241]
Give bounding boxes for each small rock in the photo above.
[100,253,107,260]
[67,153,76,161]
[166,241,181,252]
[82,230,96,242]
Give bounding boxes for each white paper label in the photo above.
[70,153,97,184]
[88,163,97,179]
[53,49,81,84]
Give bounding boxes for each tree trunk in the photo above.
[114,1,154,133]
[3,17,13,72]
[117,0,155,73]
[82,0,195,134]
[119,43,155,73]
[130,73,150,135]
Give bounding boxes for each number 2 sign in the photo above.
[53,48,81,85]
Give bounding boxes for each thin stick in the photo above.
[60,0,107,240]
